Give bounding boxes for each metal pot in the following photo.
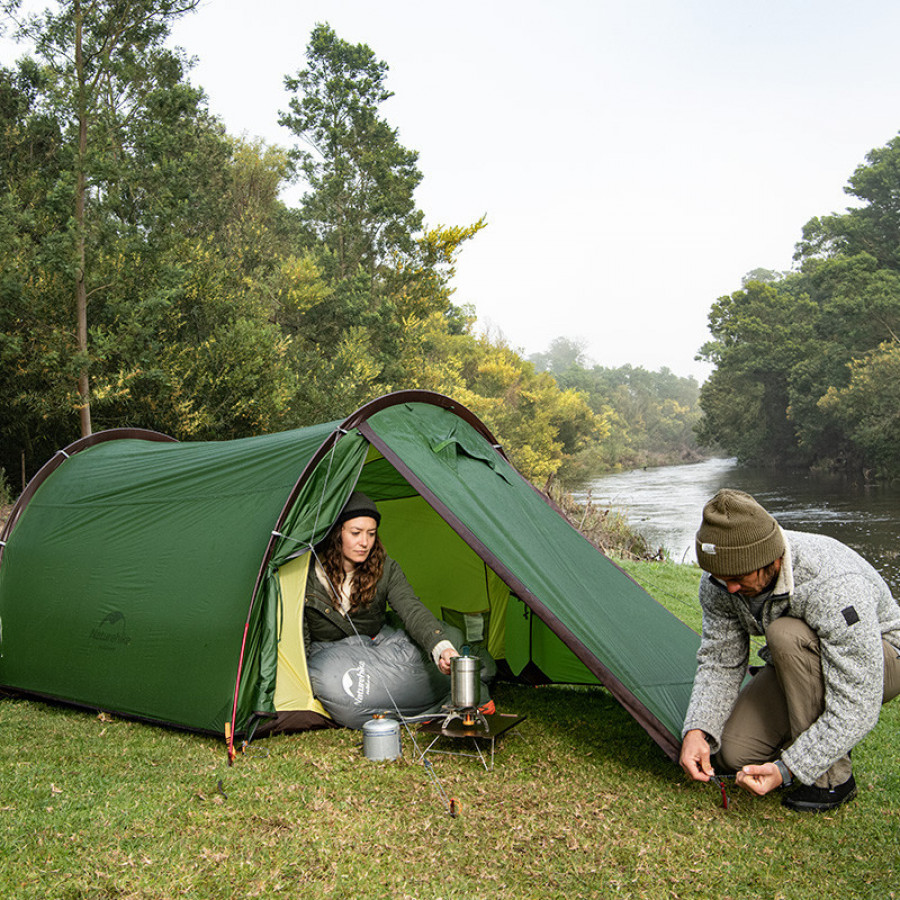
[450,654,483,709]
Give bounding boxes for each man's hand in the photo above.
[680,729,715,782]
[736,762,785,796]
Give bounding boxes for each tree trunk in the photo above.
[74,0,91,436]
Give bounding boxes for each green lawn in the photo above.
[1,560,898,899]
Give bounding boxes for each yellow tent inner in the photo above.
[274,553,328,717]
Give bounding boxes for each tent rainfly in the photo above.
[0,391,701,761]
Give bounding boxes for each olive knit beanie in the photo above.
[695,489,785,577]
[336,491,381,526]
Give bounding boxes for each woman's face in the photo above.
[339,516,378,571]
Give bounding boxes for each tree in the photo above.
[533,347,706,473]
[0,12,607,494]
[817,342,900,479]
[1,0,202,437]
[280,23,423,282]
[101,137,301,440]
[450,335,604,485]
[529,336,590,374]
[797,133,900,272]
[0,59,75,476]
[696,135,900,476]
[696,280,817,465]
[0,3,308,480]
[372,219,485,388]
[786,134,900,472]
[277,28,488,424]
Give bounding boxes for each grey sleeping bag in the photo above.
[307,625,452,728]
[307,623,495,729]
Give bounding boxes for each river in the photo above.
[578,458,900,594]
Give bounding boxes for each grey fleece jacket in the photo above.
[682,528,900,785]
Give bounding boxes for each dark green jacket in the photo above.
[303,556,449,656]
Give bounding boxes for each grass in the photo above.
[2,560,900,899]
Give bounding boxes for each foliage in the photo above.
[271,26,599,483]
[696,279,818,465]
[698,131,900,479]
[280,22,423,281]
[532,338,707,480]
[0,17,600,495]
[818,341,900,479]
[0,56,82,469]
[797,134,900,271]
[448,335,605,485]
[0,0,271,466]
[0,0,206,436]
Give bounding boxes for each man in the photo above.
[680,488,900,812]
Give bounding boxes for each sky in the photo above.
[9,1,900,382]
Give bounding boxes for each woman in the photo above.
[303,491,459,674]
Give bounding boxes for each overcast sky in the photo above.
[9,1,900,381]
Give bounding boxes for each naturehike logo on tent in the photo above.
[89,611,132,649]
[341,661,371,705]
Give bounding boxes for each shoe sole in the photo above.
[782,786,857,812]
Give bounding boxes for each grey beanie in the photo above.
[336,491,381,526]
[695,489,785,577]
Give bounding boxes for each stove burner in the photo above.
[440,705,489,732]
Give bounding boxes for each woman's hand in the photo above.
[438,647,460,675]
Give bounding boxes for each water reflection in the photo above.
[578,458,900,594]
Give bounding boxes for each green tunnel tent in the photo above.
[0,391,700,761]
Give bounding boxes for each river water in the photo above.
[578,458,900,595]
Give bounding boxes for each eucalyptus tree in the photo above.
[280,23,424,284]
[1,0,202,438]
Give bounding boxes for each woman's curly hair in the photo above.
[319,521,385,612]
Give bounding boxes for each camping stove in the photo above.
[440,704,489,731]
[440,654,488,731]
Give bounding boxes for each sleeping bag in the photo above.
[307,623,494,729]
[307,625,451,728]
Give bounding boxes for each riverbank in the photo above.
[549,487,662,560]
